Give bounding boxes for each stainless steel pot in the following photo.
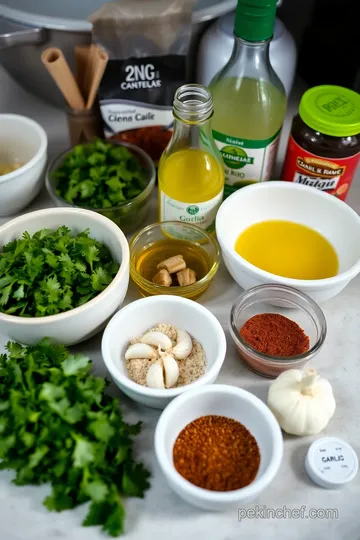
[0,0,236,107]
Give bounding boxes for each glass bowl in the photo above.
[229,284,327,378]
[130,221,220,300]
[45,140,156,235]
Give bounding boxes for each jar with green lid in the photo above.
[281,85,360,201]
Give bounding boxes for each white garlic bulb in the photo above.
[172,329,192,360]
[268,368,336,436]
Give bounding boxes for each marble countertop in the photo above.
[0,66,359,540]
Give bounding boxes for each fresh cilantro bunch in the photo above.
[53,139,146,209]
[0,226,119,317]
[0,339,150,536]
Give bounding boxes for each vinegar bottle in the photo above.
[158,84,224,234]
[210,0,287,197]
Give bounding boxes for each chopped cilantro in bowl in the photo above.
[46,139,156,234]
[0,226,119,317]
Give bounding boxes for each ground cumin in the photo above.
[173,415,260,491]
[240,313,310,357]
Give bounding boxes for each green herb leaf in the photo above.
[0,339,150,536]
[84,479,109,502]
[53,138,147,209]
[0,227,119,317]
[62,354,90,376]
[73,436,96,468]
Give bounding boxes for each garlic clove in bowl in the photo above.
[146,353,180,390]
[162,353,180,388]
[140,331,173,351]
[125,343,157,361]
[172,329,192,360]
[146,361,165,389]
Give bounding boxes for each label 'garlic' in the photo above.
[268,368,336,436]
[146,352,180,389]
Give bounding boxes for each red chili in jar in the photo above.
[281,85,360,201]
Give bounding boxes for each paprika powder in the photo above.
[240,313,310,357]
[173,415,260,491]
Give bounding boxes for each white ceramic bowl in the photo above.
[101,295,227,409]
[216,182,360,303]
[0,114,47,216]
[155,384,283,510]
[0,208,129,345]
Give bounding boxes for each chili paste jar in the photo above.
[281,85,360,201]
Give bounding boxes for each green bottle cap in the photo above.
[234,0,277,42]
[299,85,360,137]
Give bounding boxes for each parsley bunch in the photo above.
[0,339,150,536]
[53,139,146,209]
[0,226,119,317]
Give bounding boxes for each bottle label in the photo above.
[159,191,223,236]
[212,130,280,197]
[281,136,360,201]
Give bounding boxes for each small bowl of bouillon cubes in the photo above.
[154,384,283,510]
[0,207,129,346]
[46,138,156,234]
[129,221,220,300]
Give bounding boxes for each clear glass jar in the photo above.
[229,284,327,378]
[158,84,224,236]
[66,105,103,146]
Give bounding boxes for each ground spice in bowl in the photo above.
[173,415,260,491]
[240,313,310,357]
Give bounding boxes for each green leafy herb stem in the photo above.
[53,139,147,209]
[0,226,119,317]
[0,339,150,536]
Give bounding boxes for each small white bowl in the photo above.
[216,181,360,303]
[0,208,129,346]
[154,384,283,510]
[0,114,48,216]
[101,295,227,409]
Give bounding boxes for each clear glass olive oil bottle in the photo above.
[158,84,224,235]
[210,0,287,197]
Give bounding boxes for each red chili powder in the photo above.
[240,313,310,357]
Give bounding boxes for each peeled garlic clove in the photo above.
[125,343,157,360]
[140,331,172,351]
[162,353,179,388]
[146,361,165,389]
[172,329,192,360]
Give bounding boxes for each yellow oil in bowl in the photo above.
[235,220,339,280]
